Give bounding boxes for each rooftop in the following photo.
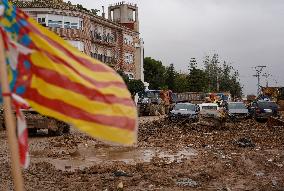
[12,0,100,16]
[109,1,137,8]
[11,0,139,33]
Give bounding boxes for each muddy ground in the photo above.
[0,117,283,191]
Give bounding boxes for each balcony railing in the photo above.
[91,31,116,46]
[90,53,116,67]
[46,27,84,39]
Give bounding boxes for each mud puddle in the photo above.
[33,146,197,171]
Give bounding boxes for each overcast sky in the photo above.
[70,0,284,95]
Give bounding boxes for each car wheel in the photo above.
[170,116,177,122]
[1,121,5,129]
[63,124,70,134]
[194,118,199,123]
[28,128,37,136]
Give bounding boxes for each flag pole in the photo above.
[0,32,25,191]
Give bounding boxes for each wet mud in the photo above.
[0,117,283,190]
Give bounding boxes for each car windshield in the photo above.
[174,104,195,111]
[258,101,278,108]
[202,106,217,110]
[228,103,246,109]
[139,91,160,99]
[145,91,160,98]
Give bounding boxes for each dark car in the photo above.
[225,102,249,121]
[137,90,162,116]
[169,103,199,122]
[249,101,279,120]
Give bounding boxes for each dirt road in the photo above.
[0,117,283,190]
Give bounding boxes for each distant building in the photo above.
[12,0,144,81]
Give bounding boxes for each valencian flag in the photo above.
[0,0,138,146]
[0,25,30,168]
[0,15,30,168]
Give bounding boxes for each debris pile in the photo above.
[0,118,283,190]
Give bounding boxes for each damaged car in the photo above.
[225,102,249,121]
[169,103,199,122]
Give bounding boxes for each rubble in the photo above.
[0,117,283,190]
[235,137,255,148]
[175,178,199,187]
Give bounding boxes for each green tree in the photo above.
[174,73,189,93]
[116,70,129,84]
[203,54,243,97]
[203,54,221,92]
[144,57,166,89]
[188,58,208,92]
[165,63,177,91]
[127,80,145,96]
[116,70,145,96]
[229,70,243,98]
[141,55,243,96]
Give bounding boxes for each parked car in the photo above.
[0,106,70,135]
[199,103,220,118]
[225,102,249,121]
[169,103,199,122]
[249,100,279,120]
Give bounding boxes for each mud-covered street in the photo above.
[0,117,284,191]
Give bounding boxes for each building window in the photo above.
[125,72,134,80]
[79,20,83,29]
[92,26,114,43]
[124,53,134,64]
[64,22,71,28]
[37,17,46,27]
[48,20,62,28]
[123,34,134,46]
[71,22,78,29]
[37,14,83,29]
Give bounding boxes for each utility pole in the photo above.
[253,66,266,96]
[262,73,271,87]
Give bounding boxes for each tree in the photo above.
[188,58,208,92]
[116,70,129,84]
[144,57,166,89]
[142,55,243,96]
[203,54,221,92]
[174,73,189,93]
[116,70,145,96]
[202,54,243,97]
[165,63,176,91]
[127,80,145,96]
[91,9,100,15]
[228,70,243,98]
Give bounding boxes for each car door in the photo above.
[250,102,257,116]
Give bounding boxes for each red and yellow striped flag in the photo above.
[0,0,137,145]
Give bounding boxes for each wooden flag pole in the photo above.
[0,32,24,191]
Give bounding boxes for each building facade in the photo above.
[12,0,144,81]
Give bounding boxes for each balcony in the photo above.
[47,27,84,40]
[91,32,116,47]
[90,53,116,68]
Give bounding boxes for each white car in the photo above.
[199,103,220,118]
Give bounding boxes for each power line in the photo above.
[252,65,266,95]
[262,72,271,87]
